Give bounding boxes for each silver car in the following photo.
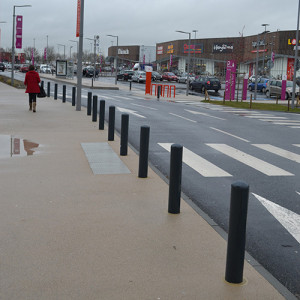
[132,71,146,83]
[266,80,299,99]
[178,73,195,83]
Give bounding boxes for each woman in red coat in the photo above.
[24,65,41,112]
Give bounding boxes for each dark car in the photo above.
[162,72,178,82]
[151,71,162,81]
[189,76,221,93]
[117,70,134,81]
[83,67,99,77]
[0,63,5,72]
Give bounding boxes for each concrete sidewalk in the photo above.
[0,82,293,299]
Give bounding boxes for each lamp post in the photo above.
[69,46,73,60]
[192,30,198,75]
[292,0,300,109]
[69,40,79,63]
[261,24,269,74]
[107,34,118,85]
[11,4,31,85]
[86,35,99,80]
[57,44,66,59]
[176,30,191,96]
[0,21,7,53]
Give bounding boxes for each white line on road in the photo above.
[210,127,250,143]
[117,107,146,118]
[131,103,158,110]
[114,96,132,100]
[244,114,275,118]
[169,113,197,123]
[273,122,300,125]
[252,144,300,163]
[289,126,300,129]
[252,193,300,244]
[185,109,226,120]
[158,143,232,177]
[293,144,300,147]
[206,144,294,176]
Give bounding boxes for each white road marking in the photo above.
[245,114,275,118]
[114,96,132,100]
[257,117,288,120]
[293,144,300,147]
[158,143,232,177]
[185,109,226,120]
[169,113,197,123]
[131,103,158,110]
[206,144,294,176]
[117,107,146,118]
[252,144,300,163]
[289,126,300,129]
[210,127,250,142]
[99,95,114,100]
[273,122,300,125]
[252,193,300,244]
[296,191,300,196]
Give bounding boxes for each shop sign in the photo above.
[213,43,233,53]
[167,44,174,54]
[288,39,300,45]
[157,46,163,55]
[118,49,129,55]
[252,40,265,47]
[183,43,203,54]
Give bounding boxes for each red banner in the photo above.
[76,0,81,37]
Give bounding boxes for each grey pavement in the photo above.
[0,81,292,299]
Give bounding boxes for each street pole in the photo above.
[254,33,260,100]
[11,5,31,86]
[107,34,118,85]
[261,24,269,75]
[192,30,198,74]
[76,0,84,111]
[292,0,300,109]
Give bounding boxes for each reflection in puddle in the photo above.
[0,135,39,158]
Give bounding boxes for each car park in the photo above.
[20,64,29,73]
[189,76,221,93]
[265,79,299,99]
[162,72,178,82]
[151,71,162,81]
[132,71,146,83]
[117,69,134,81]
[178,72,195,83]
[248,78,269,93]
[0,63,5,72]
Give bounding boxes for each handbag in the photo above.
[37,85,46,98]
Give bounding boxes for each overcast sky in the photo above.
[0,0,299,56]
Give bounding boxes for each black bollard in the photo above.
[225,181,249,284]
[72,87,76,106]
[108,106,115,141]
[129,80,132,90]
[120,114,129,156]
[41,81,44,89]
[138,125,150,178]
[157,85,161,100]
[92,95,98,122]
[47,82,50,97]
[54,83,58,100]
[168,144,183,214]
[99,100,105,130]
[87,92,92,115]
[62,85,66,102]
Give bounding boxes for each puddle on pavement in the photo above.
[0,135,39,158]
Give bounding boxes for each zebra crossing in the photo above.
[158,142,299,178]
[173,100,300,129]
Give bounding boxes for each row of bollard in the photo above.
[42,80,249,285]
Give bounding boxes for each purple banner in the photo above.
[225,60,237,100]
[31,48,34,65]
[15,15,23,49]
[170,54,173,66]
[44,48,47,61]
[281,80,287,100]
[242,78,248,100]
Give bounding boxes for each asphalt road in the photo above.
[5,71,300,298]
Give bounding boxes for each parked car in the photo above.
[189,76,221,93]
[265,79,299,99]
[151,71,162,81]
[162,72,178,82]
[117,70,134,81]
[178,73,195,83]
[0,63,5,72]
[131,71,146,83]
[83,67,99,77]
[20,64,29,73]
[248,78,269,93]
[39,64,51,73]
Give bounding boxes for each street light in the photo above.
[11,4,31,85]
[292,0,300,109]
[69,46,73,60]
[261,24,269,73]
[86,35,99,81]
[107,34,118,85]
[192,30,198,75]
[57,44,66,59]
[69,40,79,62]
[176,30,191,96]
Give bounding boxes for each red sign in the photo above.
[76,0,81,37]
[16,15,23,49]
[287,58,294,81]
